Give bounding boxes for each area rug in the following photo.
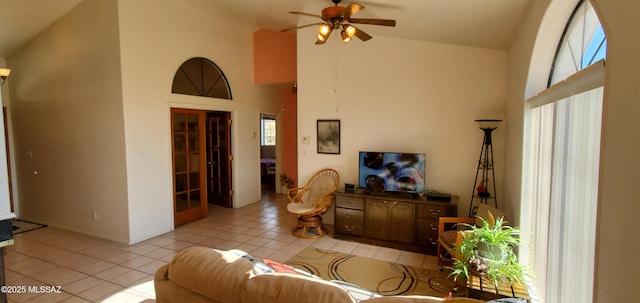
[12,219,47,234]
[286,247,460,297]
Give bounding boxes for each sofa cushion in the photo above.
[361,295,443,302]
[241,272,357,303]
[167,247,254,303]
[361,297,486,303]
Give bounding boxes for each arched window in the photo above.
[172,57,232,99]
[549,0,607,85]
[522,1,605,302]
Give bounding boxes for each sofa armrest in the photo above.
[154,263,216,303]
[155,264,169,281]
[165,247,254,303]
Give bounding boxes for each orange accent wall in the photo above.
[281,88,298,186]
[253,29,297,84]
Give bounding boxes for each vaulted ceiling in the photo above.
[0,0,531,58]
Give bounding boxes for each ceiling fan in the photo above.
[281,0,396,44]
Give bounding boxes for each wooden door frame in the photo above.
[2,107,13,212]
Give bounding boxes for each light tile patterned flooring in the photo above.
[5,190,440,303]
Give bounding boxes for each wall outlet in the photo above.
[93,211,98,221]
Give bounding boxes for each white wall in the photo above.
[297,32,508,220]
[6,0,129,242]
[3,0,283,244]
[117,0,283,243]
[0,58,14,221]
[588,1,640,301]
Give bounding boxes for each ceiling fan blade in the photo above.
[341,3,364,18]
[289,11,324,19]
[352,26,372,41]
[348,18,396,27]
[281,22,323,32]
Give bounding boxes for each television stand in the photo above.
[333,189,457,255]
[362,189,420,200]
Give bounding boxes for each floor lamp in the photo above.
[468,119,501,217]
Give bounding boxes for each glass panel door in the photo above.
[172,108,207,226]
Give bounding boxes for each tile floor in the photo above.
[4,190,440,303]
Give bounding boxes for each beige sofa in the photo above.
[154,247,485,303]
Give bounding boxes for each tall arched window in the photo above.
[522,1,606,302]
[172,57,232,99]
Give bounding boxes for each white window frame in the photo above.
[261,117,276,146]
[521,1,606,302]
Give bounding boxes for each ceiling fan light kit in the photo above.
[282,0,396,45]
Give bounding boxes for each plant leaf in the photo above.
[488,210,495,229]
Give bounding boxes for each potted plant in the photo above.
[279,174,294,194]
[449,212,528,293]
[476,180,491,197]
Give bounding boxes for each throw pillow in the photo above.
[262,259,300,274]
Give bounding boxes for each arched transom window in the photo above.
[172,57,232,99]
[549,0,607,85]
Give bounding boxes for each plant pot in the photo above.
[477,241,505,261]
[281,185,288,195]
[478,192,491,198]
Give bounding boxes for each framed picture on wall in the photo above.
[317,120,340,154]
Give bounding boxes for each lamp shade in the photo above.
[341,30,352,43]
[0,68,10,77]
[475,119,502,130]
[319,23,331,36]
[317,24,332,42]
[343,24,356,37]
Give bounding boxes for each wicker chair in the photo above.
[286,168,340,238]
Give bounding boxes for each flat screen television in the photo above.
[358,151,426,193]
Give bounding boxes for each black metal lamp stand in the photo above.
[468,119,502,217]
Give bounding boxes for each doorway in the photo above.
[260,113,276,192]
[171,108,232,227]
[206,111,232,208]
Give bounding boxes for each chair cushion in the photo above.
[475,203,506,227]
[438,230,459,249]
[287,202,316,214]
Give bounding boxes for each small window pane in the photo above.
[261,119,276,146]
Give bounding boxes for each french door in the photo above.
[206,111,232,208]
[171,108,207,226]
